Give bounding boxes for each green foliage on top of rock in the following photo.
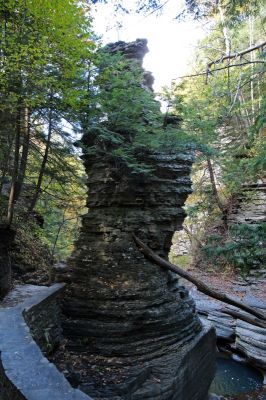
[80,44,195,174]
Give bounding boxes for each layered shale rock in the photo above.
[228,181,266,225]
[62,39,216,400]
[105,38,154,91]
[192,289,266,371]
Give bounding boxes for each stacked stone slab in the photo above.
[62,39,216,400]
[192,288,266,371]
[228,181,266,224]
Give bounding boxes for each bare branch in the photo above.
[174,61,265,80]
[207,41,266,69]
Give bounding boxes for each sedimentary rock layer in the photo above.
[61,39,216,399]
[228,182,266,224]
[64,151,199,356]
[192,288,266,370]
[61,149,216,398]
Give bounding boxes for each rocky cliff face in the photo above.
[228,181,266,225]
[62,39,215,400]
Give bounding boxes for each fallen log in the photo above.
[221,308,266,329]
[133,234,266,323]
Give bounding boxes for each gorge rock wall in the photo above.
[228,181,266,225]
[62,39,216,400]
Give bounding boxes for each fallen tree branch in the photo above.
[132,234,266,322]
[173,61,265,80]
[207,41,266,69]
[221,308,266,329]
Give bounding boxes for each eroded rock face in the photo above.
[62,39,216,399]
[64,151,199,353]
[228,182,266,225]
[192,289,266,371]
[105,38,149,66]
[105,38,155,91]
[63,150,216,399]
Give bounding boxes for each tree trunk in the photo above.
[6,108,21,226]
[133,234,266,324]
[206,156,228,229]
[248,15,255,123]
[0,135,14,194]
[14,106,30,201]
[28,109,52,213]
[0,225,15,298]
[222,308,266,329]
[183,226,203,248]
[217,0,231,56]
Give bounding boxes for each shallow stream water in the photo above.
[210,357,265,399]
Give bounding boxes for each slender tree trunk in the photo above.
[0,167,7,195]
[0,225,15,299]
[206,156,228,229]
[217,0,232,100]
[0,134,14,194]
[249,15,255,123]
[14,106,30,201]
[163,103,170,128]
[218,0,231,56]
[239,91,252,128]
[51,211,66,263]
[183,226,203,248]
[28,109,52,213]
[6,108,21,226]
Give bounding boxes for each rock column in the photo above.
[62,39,216,400]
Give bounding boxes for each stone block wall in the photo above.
[23,285,63,354]
[0,284,92,400]
[0,361,26,400]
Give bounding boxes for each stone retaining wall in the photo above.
[23,285,63,354]
[0,284,92,400]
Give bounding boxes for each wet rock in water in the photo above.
[235,320,266,370]
[209,394,227,400]
[60,39,216,400]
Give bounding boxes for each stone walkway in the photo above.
[0,284,92,400]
